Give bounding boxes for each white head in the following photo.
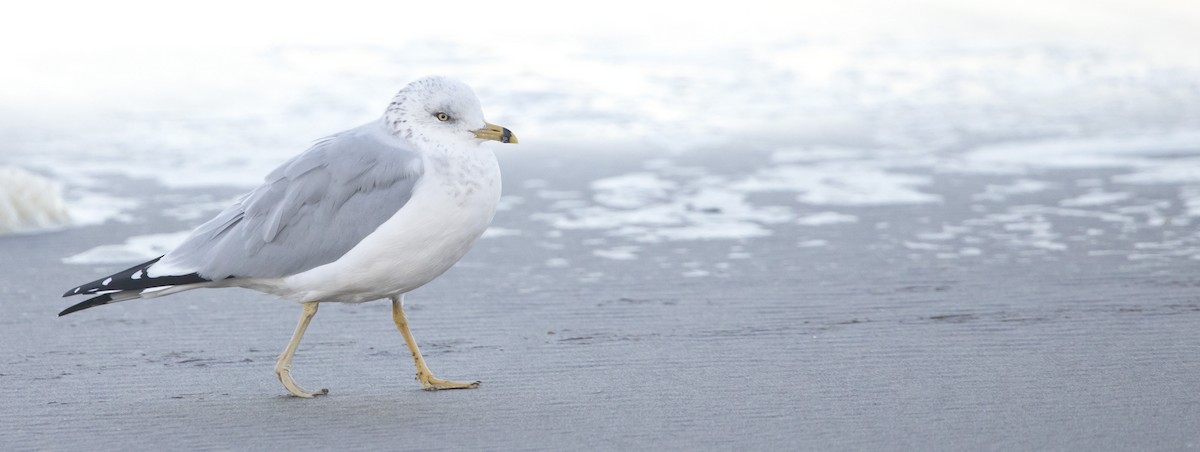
[383,76,516,146]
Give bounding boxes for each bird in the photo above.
[60,76,517,398]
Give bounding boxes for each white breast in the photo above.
[266,144,502,303]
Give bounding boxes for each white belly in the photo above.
[263,148,501,303]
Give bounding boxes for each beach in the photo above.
[2,2,1200,448]
[4,142,1200,449]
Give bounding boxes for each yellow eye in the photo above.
[436,112,450,121]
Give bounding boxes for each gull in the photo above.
[60,76,517,398]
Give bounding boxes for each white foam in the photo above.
[1011,205,1134,225]
[481,227,521,238]
[916,225,970,241]
[627,221,774,242]
[796,212,859,226]
[536,190,582,200]
[579,272,606,283]
[1181,187,1200,217]
[64,192,141,227]
[733,164,941,205]
[161,198,234,221]
[973,179,1053,202]
[62,231,192,265]
[1059,191,1132,207]
[1,23,1196,260]
[536,156,945,243]
[0,166,72,234]
[771,146,868,163]
[537,181,790,242]
[987,209,1071,251]
[593,246,640,260]
[495,195,525,211]
[591,173,677,208]
[1113,157,1200,185]
[961,132,1200,173]
[905,241,953,251]
[935,202,1142,253]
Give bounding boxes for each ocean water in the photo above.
[0,0,1198,264]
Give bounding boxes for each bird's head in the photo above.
[384,76,517,146]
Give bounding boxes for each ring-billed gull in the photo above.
[60,76,517,398]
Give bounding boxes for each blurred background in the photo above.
[2,1,1198,183]
[3,0,1199,243]
[4,0,1200,258]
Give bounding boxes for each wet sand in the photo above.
[3,146,1200,450]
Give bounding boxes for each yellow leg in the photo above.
[274,302,328,398]
[391,296,480,391]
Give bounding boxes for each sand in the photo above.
[2,146,1199,450]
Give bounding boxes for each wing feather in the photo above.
[153,121,424,280]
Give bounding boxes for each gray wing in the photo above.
[156,123,424,280]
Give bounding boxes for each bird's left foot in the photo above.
[418,372,480,391]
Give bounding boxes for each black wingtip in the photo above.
[63,257,164,298]
[59,256,213,317]
[62,255,208,298]
[59,293,115,316]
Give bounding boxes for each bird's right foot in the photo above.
[276,367,329,398]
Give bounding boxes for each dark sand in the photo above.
[3,146,1199,450]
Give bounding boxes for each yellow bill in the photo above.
[473,122,518,144]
